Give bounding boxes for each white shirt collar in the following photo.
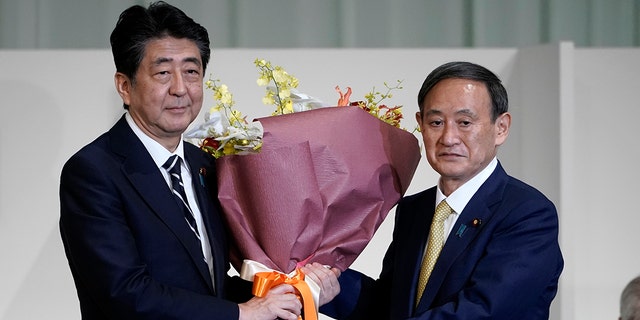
[436,157,498,214]
[125,112,185,168]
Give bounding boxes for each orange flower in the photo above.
[335,86,352,106]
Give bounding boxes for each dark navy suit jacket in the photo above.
[60,115,251,319]
[322,162,563,319]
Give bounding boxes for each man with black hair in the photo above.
[320,61,563,319]
[60,2,306,319]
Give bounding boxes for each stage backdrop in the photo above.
[1,44,639,320]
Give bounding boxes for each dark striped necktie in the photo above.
[162,155,201,240]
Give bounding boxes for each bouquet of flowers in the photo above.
[186,59,421,318]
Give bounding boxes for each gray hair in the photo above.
[621,276,640,320]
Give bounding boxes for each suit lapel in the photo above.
[393,188,436,318]
[109,116,214,292]
[184,145,227,294]
[415,164,508,312]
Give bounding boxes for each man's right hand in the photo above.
[238,284,302,320]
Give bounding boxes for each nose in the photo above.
[439,122,460,146]
[169,74,187,97]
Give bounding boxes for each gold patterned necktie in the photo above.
[415,200,453,305]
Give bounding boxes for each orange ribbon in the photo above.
[252,268,317,320]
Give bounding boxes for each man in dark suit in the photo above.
[320,61,564,319]
[59,2,302,319]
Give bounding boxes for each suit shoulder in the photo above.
[504,175,553,204]
[397,187,436,209]
[63,132,112,166]
[493,175,559,223]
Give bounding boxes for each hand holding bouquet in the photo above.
[186,59,421,318]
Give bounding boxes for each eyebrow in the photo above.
[455,109,476,117]
[425,109,442,116]
[153,56,202,67]
[425,108,477,117]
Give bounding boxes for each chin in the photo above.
[434,163,467,177]
[166,121,190,134]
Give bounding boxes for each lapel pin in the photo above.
[455,224,468,238]
[472,218,482,227]
[199,168,207,187]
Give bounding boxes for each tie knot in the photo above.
[434,200,453,222]
[163,155,182,175]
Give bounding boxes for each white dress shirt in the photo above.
[125,113,215,284]
[431,157,498,247]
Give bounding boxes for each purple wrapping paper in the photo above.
[216,106,421,274]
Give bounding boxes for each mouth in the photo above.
[165,105,189,112]
[438,151,464,159]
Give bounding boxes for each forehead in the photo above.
[423,78,491,114]
[141,37,202,65]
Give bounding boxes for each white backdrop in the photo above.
[1,44,639,319]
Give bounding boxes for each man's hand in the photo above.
[301,262,341,306]
[238,284,301,320]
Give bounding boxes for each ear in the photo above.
[415,111,424,131]
[494,112,511,146]
[114,72,132,107]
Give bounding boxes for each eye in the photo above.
[184,68,202,81]
[459,120,472,127]
[429,119,444,127]
[154,70,171,82]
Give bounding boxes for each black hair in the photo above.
[417,61,508,122]
[110,1,210,85]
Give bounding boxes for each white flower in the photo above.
[217,121,264,153]
[186,109,226,139]
[289,89,330,112]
